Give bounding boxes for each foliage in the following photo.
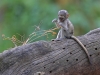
[0,0,100,52]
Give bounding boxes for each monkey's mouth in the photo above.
[59,17,65,22]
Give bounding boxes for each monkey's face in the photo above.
[58,10,69,22]
[58,15,66,22]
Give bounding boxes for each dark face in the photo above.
[58,10,69,22]
[58,14,66,22]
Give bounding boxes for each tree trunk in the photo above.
[0,28,100,75]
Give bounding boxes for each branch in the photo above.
[0,28,100,75]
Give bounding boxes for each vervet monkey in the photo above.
[52,10,92,64]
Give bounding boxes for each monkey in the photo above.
[34,72,45,75]
[52,10,92,64]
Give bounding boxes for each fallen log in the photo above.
[0,28,100,75]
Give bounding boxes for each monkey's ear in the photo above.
[66,14,69,18]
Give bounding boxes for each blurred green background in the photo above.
[0,0,100,52]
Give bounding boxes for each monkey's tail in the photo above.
[71,36,92,64]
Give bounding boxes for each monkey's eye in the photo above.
[58,14,63,16]
[60,15,63,16]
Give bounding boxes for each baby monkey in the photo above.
[52,10,92,64]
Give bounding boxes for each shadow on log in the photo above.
[0,28,100,75]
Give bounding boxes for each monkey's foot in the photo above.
[51,38,62,41]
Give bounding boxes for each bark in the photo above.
[0,28,100,75]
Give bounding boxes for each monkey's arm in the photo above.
[67,19,74,35]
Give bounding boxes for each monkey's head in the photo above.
[58,10,69,22]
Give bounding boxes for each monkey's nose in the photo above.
[59,17,64,20]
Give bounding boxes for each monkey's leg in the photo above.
[56,30,61,39]
[52,30,61,41]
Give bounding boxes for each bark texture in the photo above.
[0,28,100,75]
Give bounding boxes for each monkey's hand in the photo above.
[52,19,57,23]
[52,19,61,28]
